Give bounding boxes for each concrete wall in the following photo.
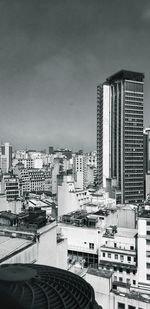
[58,177,79,217]
[36,222,57,267]
[57,238,67,269]
[1,243,38,264]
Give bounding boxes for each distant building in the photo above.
[1,142,12,173]
[0,174,20,201]
[48,146,54,154]
[0,194,21,214]
[73,154,87,190]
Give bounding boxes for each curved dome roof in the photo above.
[0,263,101,309]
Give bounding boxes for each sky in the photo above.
[0,0,150,151]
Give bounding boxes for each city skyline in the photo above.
[0,0,150,150]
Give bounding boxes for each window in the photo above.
[133,280,136,285]
[147,231,150,235]
[119,277,123,282]
[147,263,150,269]
[147,221,150,225]
[146,239,150,245]
[126,278,130,284]
[115,254,118,259]
[120,255,124,261]
[127,256,131,262]
[118,303,125,309]
[130,246,134,250]
[89,243,94,249]
[128,306,136,309]
[147,274,150,280]
[114,276,117,281]
[108,253,111,258]
[114,243,117,248]
[102,252,105,257]
[146,251,150,257]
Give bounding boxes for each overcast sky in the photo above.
[0,0,150,151]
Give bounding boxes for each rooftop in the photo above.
[0,236,32,262]
[106,70,145,83]
[116,227,137,238]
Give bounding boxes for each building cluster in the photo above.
[1,69,150,308]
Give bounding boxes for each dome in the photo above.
[0,263,102,309]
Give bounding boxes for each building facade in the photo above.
[97,70,144,204]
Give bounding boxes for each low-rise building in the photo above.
[99,227,137,286]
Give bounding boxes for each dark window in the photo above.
[147,231,150,235]
[130,246,134,250]
[147,274,150,280]
[127,256,131,262]
[108,253,111,258]
[114,243,117,247]
[147,263,150,269]
[102,252,105,257]
[128,306,136,309]
[115,254,118,259]
[133,280,136,285]
[119,277,123,282]
[89,243,94,249]
[118,303,125,309]
[147,221,150,225]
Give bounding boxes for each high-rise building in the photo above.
[1,142,12,173]
[97,70,144,204]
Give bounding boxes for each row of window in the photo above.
[118,303,143,309]
[114,277,136,285]
[102,252,135,262]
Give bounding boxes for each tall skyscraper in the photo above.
[1,142,12,173]
[97,70,144,204]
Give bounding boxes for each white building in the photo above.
[0,194,21,214]
[73,154,87,190]
[1,142,12,173]
[51,159,60,194]
[57,174,90,217]
[0,220,67,270]
[138,209,150,289]
[85,268,150,309]
[100,227,137,286]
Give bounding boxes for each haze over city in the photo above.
[0,0,150,150]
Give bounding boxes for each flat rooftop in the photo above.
[87,268,113,279]
[116,227,137,238]
[0,236,32,262]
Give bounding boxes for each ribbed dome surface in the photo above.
[0,264,100,309]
